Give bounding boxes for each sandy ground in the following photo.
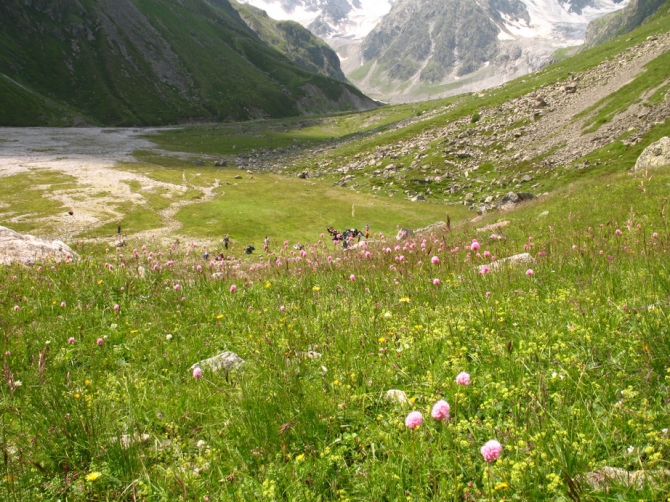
[0,127,195,241]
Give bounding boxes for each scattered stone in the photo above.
[396,228,415,240]
[634,136,670,171]
[190,351,245,374]
[476,221,511,233]
[112,239,126,248]
[538,211,549,218]
[386,389,408,404]
[583,466,670,491]
[214,160,227,167]
[0,226,78,265]
[194,160,205,166]
[520,174,532,183]
[563,85,577,93]
[489,253,533,271]
[410,194,426,202]
[111,433,151,449]
[234,175,243,179]
[297,171,309,179]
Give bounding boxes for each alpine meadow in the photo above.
[1,0,670,501]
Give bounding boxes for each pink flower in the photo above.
[197,264,202,271]
[471,241,480,252]
[405,411,423,430]
[11,276,17,280]
[193,367,203,379]
[433,278,441,286]
[615,229,623,236]
[96,338,104,346]
[483,250,491,258]
[526,269,534,276]
[485,291,491,298]
[431,256,440,265]
[653,232,659,238]
[13,305,20,311]
[456,372,471,385]
[280,305,285,312]
[60,302,66,307]
[479,265,490,274]
[113,304,120,312]
[174,284,181,291]
[365,251,371,259]
[350,274,356,281]
[481,440,503,463]
[68,337,75,344]
[230,285,237,293]
[431,400,450,421]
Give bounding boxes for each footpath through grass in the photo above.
[2,163,670,500]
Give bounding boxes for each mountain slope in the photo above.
[584,0,667,46]
[0,0,377,126]
[350,0,628,102]
[232,0,347,81]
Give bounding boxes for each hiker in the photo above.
[117,220,122,234]
[67,208,74,216]
[245,245,255,255]
[223,234,230,250]
[365,225,370,239]
[263,236,270,252]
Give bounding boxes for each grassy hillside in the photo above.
[0,0,375,126]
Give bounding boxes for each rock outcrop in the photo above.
[0,226,77,265]
[634,136,670,171]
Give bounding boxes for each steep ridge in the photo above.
[0,0,377,126]
[232,0,347,81]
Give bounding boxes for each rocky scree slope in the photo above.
[230,30,669,212]
[0,0,377,126]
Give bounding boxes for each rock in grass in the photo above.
[0,225,77,265]
[190,351,245,374]
[634,136,670,171]
[476,221,510,233]
[480,253,533,273]
[386,389,409,404]
[583,466,670,490]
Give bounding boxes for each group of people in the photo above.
[213,225,370,258]
[327,225,370,249]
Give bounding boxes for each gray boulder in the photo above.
[0,225,78,265]
[634,137,670,171]
[190,351,245,374]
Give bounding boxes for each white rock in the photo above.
[190,351,245,374]
[0,225,77,265]
[385,389,408,404]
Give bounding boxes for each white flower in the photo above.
[627,446,635,454]
[384,312,392,318]
[196,440,206,449]
[13,380,22,388]
[552,372,558,378]
[662,429,668,434]
[166,334,173,340]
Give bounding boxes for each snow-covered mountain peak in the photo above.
[237,0,393,40]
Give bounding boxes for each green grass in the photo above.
[0,169,79,234]
[2,163,670,501]
[175,172,468,245]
